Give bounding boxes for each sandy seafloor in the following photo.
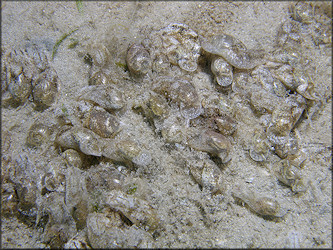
[1,1,332,248]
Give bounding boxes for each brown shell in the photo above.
[126,43,151,76]
[85,107,120,138]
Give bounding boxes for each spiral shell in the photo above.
[62,149,83,169]
[211,56,233,87]
[290,2,314,24]
[78,85,124,111]
[87,43,111,67]
[148,94,169,118]
[105,189,160,231]
[26,122,53,147]
[43,172,66,193]
[188,129,232,163]
[158,23,200,72]
[201,33,259,69]
[249,130,270,162]
[87,210,155,248]
[161,116,185,143]
[153,76,202,119]
[56,126,103,157]
[8,72,32,104]
[84,106,120,138]
[276,20,302,46]
[89,70,110,86]
[189,160,223,194]
[273,159,306,193]
[233,187,287,217]
[267,130,299,159]
[102,139,152,167]
[215,114,237,136]
[126,43,152,77]
[32,68,59,108]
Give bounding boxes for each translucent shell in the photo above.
[15,179,38,217]
[64,232,92,249]
[188,129,232,163]
[8,72,32,104]
[153,76,202,119]
[87,43,111,67]
[251,65,288,97]
[154,77,198,107]
[189,160,223,194]
[102,139,152,167]
[276,20,302,46]
[249,130,270,162]
[118,140,152,167]
[293,69,319,100]
[201,33,259,69]
[250,89,282,115]
[116,140,142,160]
[32,68,59,108]
[148,94,169,118]
[86,211,124,248]
[254,197,284,217]
[43,171,66,192]
[89,70,110,86]
[211,56,233,87]
[161,116,185,143]
[105,190,160,231]
[26,122,53,147]
[56,126,103,157]
[268,131,299,159]
[78,85,124,110]
[269,105,294,136]
[84,106,120,138]
[233,187,287,217]
[232,72,254,94]
[126,43,152,77]
[215,114,237,136]
[62,149,83,169]
[152,53,170,73]
[290,2,314,24]
[87,210,154,248]
[159,23,200,72]
[273,159,306,193]
[1,182,18,216]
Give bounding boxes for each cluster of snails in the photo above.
[2,44,59,110]
[1,2,330,247]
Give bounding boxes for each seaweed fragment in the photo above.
[52,28,78,60]
[76,0,83,13]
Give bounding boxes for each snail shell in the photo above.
[62,149,83,169]
[105,189,160,231]
[215,114,237,136]
[88,43,111,67]
[233,187,287,217]
[273,159,306,193]
[89,70,110,86]
[188,129,232,163]
[211,56,233,87]
[84,106,120,138]
[26,122,53,147]
[290,2,314,24]
[56,126,103,157]
[126,43,152,77]
[158,23,200,72]
[8,72,32,104]
[189,160,223,194]
[153,76,201,115]
[32,68,59,108]
[201,33,259,69]
[78,85,124,111]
